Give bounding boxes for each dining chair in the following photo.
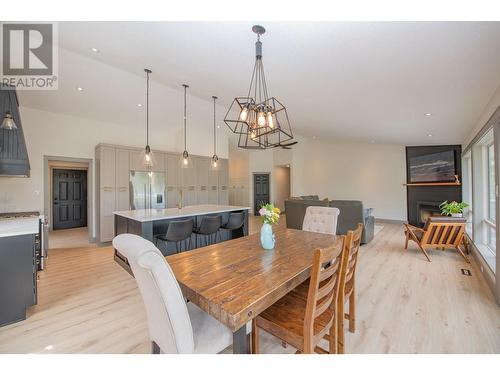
[251,237,346,354]
[404,216,469,262]
[337,223,363,354]
[220,211,245,239]
[112,233,233,354]
[302,206,340,235]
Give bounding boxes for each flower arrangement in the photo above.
[259,203,280,225]
[439,201,469,216]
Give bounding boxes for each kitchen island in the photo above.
[114,205,250,273]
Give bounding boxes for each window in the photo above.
[462,151,473,236]
[471,128,496,273]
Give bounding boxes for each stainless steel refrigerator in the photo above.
[129,171,166,210]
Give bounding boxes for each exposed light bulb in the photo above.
[148,171,153,178]
[267,112,274,128]
[183,157,188,165]
[257,111,266,127]
[213,161,217,168]
[250,131,257,139]
[145,153,151,162]
[240,107,248,121]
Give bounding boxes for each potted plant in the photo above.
[258,203,280,250]
[439,201,469,218]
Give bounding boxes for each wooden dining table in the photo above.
[166,227,341,354]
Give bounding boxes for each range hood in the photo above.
[0,86,30,177]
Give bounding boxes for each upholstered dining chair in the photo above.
[112,233,232,354]
[251,237,346,354]
[302,206,340,235]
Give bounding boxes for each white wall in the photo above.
[291,136,407,221]
[0,106,230,237]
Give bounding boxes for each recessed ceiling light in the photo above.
[90,47,99,53]
[76,87,84,92]
[424,113,432,116]
[427,134,433,137]
[137,103,143,107]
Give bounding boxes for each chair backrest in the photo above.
[302,206,340,235]
[339,223,363,296]
[303,237,346,353]
[198,215,222,235]
[225,211,245,230]
[421,217,466,247]
[166,219,193,242]
[112,234,194,354]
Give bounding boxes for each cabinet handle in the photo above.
[119,187,127,192]
[189,186,195,191]
[211,186,217,190]
[167,186,175,192]
[200,185,207,191]
[103,186,114,192]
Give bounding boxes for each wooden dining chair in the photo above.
[404,217,469,263]
[251,237,345,354]
[337,223,363,354]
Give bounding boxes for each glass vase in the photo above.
[260,223,275,250]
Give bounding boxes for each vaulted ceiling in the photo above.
[18,21,500,145]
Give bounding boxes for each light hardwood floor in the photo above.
[0,218,499,353]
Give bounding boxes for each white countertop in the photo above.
[0,217,40,238]
[114,204,250,222]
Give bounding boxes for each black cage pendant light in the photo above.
[180,84,193,169]
[210,95,220,171]
[224,25,294,149]
[140,68,154,169]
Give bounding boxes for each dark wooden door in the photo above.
[253,173,270,215]
[53,169,87,230]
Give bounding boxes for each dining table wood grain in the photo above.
[166,227,341,353]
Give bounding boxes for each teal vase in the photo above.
[260,223,275,250]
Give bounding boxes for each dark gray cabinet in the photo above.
[0,234,38,326]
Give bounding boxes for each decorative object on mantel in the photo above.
[180,84,193,169]
[210,96,219,171]
[224,25,294,150]
[258,203,280,249]
[139,68,154,169]
[439,200,468,218]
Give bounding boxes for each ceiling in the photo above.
[18,21,500,145]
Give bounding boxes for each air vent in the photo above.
[461,269,472,276]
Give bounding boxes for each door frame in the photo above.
[253,172,271,216]
[43,156,94,243]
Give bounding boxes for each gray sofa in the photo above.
[284,197,375,244]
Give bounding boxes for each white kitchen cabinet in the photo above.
[218,159,229,205]
[166,153,180,208]
[115,148,130,211]
[196,156,210,204]
[96,145,116,242]
[208,162,219,205]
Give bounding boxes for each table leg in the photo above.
[232,325,250,354]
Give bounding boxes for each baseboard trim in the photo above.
[374,218,406,225]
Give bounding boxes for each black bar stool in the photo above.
[193,215,222,247]
[155,219,193,254]
[221,211,245,239]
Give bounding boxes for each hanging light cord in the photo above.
[183,84,188,151]
[213,96,217,155]
[146,70,149,147]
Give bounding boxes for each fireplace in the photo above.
[416,201,441,227]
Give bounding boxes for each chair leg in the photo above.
[175,241,179,254]
[329,322,338,354]
[404,231,409,249]
[456,245,470,263]
[152,341,160,354]
[348,286,355,333]
[251,319,259,354]
[337,299,345,354]
[417,244,432,262]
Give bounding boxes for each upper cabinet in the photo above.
[166,153,180,208]
[195,156,210,204]
[115,149,130,211]
[218,159,229,205]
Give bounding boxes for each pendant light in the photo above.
[180,84,193,169]
[210,95,219,171]
[1,93,18,130]
[224,25,294,149]
[140,68,154,168]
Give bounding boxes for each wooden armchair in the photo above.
[404,217,469,263]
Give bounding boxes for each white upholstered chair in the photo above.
[302,206,340,235]
[112,233,233,354]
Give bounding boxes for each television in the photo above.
[409,150,456,183]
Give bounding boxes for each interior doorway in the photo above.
[274,165,291,213]
[44,157,93,250]
[253,173,270,215]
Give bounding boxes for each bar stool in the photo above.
[155,219,193,254]
[221,211,245,239]
[193,215,222,247]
